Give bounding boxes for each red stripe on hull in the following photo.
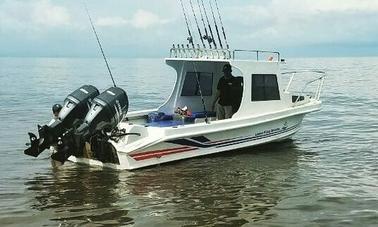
[130,146,198,161]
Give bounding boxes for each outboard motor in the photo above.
[24,85,99,157]
[51,87,129,163]
[78,86,129,136]
[57,85,100,130]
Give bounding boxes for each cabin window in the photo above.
[181,72,213,96]
[251,74,280,101]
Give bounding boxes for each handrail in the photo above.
[168,46,280,61]
[281,70,326,75]
[282,70,326,103]
[232,49,280,62]
[169,45,231,59]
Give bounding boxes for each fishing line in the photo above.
[186,3,198,47]
[200,0,217,49]
[84,2,117,87]
[179,0,195,48]
[209,0,223,49]
[214,0,229,49]
[191,61,209,123]
[197,0,212,48]
[189,0,206,48]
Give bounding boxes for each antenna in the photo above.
[214,0,229,49]
[209,0,223,49]
[84,3,117,87]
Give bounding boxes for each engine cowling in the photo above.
[79,86,129,135]
[24,85,99,157]
[58,85,100,129]
[51,87,129,163]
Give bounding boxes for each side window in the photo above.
[251,74,280,101]
[181,72,213,96]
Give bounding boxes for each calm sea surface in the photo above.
[0,57,377,226]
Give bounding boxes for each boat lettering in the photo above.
[255,127,281,136]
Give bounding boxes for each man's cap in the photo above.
[222,64,232,72]
[52,104,62,113]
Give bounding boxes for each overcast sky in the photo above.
[1,0,377,58]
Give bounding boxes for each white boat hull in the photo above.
[69,113,305,170]
[63,57,325,170]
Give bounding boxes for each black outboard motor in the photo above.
[51,87,129,163]
[57,85,100,130]
[24,85,99,157]
[78,86,129,135]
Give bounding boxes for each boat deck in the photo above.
[139,111,217,128]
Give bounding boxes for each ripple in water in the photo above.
[0,57,377,226]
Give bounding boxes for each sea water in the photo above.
[0,57,377,226]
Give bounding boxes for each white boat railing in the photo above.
[169,45,231,59]
[169,46,281,61]
[282,70,326,104]
[232,49,281,62]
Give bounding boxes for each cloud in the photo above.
[96,9,170,29]
[303,0,378,12]
[31,0,71,27]
[1,0,377,57]
[226,0,378,48]
[0,0,72,34]
[96,17,128,27]
[132,9,170,29]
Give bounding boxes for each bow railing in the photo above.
[282,70,326,104]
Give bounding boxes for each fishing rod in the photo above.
[189,0,206,48]
[200,0,217,49]
[209,0,223,49]
[179,0,195,48]
[197,0,212,48]
[84,3,117,87]
[214,0,229,49]
[191,62,209,124]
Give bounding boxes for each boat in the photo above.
[23,2,325,170]
[24,47,325,170]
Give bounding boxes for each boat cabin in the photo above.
[150,48,291,120]
[125,48,317,127]
[161,58,286,117]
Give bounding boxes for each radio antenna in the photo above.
[84,3,117,87]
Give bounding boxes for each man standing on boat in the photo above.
[212,64,235,120]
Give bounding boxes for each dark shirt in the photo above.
[217,76,235,106]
